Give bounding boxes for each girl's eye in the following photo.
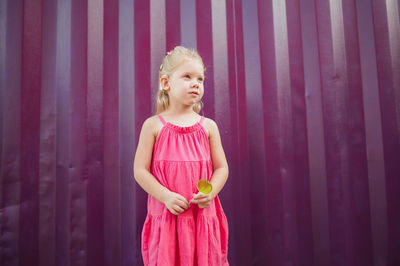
[184,75,190,79]
[198,78,204,82]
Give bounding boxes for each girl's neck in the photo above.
[161,104,201,127]
[164,103,196,116]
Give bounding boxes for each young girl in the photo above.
[133,46,229,265]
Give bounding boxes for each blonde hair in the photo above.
[156,46,205,114]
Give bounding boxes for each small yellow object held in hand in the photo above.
[196,179,212,194]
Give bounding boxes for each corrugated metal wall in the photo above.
[0,0,399,265]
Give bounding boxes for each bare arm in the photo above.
[191,119,229,207]
[133,118,170,202]
[208,119,229,199]
[133,117,189,214]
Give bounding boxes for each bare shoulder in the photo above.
[141,115,163,138]
[202,117,219,138]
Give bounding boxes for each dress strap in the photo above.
[158,115,167,125]
[199,116,205,124]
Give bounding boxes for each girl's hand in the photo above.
[190,192,213,209]
[163,191,190,215]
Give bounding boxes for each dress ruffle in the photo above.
[142,200,229,266]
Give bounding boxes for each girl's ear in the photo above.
[160,75,170,91]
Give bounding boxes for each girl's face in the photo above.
[164,58,204,107]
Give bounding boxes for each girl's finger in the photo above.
[177,194,189,205]
[173,205,185,213]
[190,199,198,204]
[194,194,210,201]
[191,198,210,205]
[197,198,210,204]
[176,199,189,209]
[169,208,178,215]
[193,193,208,199]
[190,198,200,204]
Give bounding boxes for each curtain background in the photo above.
[1,0,399,265]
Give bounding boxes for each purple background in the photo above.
[1,0,400,265]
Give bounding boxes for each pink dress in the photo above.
[141,115,229,266]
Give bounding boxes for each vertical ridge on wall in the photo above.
[385,3,400,259]
[372,1,400,264]
[342,0,373,264]
[386,0,400,262]
[212,0,229,124]
[1,1,23,266]
[386,0,400,113]
[133,0,151,262]
[316,1,351,264]
[19,0,43,265]
[226,0,253,264]
[180,0,196,49]
[300,0,331,265]
[316,0,373,265]
[196,0,215,118]
[118,0,135,264]
[55,0,73,265]
[87,0,105,265]
[257,0,283,265]
[0,0,5,188]
[211,0,233,264]
[285,0,314,265]
[166,0,180,51]
[39,0,57,265]
[224,0,237,263]
[70,0,89,265]
[272,0,300,264]
[356,0,388,265]
[316,0,356,265]
[103,0,121,265]
[150,0,166,114]
[244,0,268,265]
